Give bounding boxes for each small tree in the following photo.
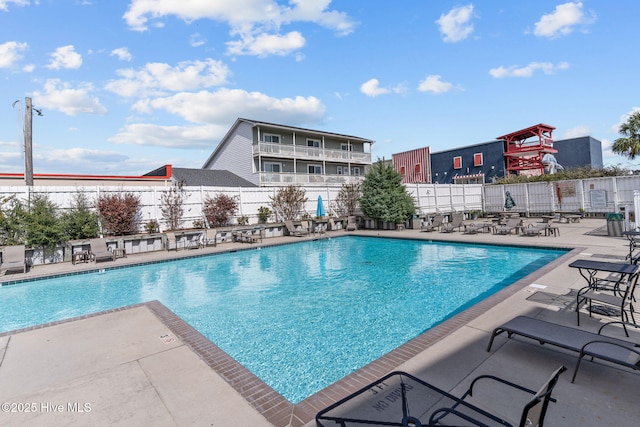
[96,192,141,235]
[159,180,188,231]
[360,160,416,224]
[269,185,308,221]
[25,194,65,261]
[612,110,640,160]
[61,193,100,240]
[335,183,361,216]
[0,195,27,245]
[203,193,238,227]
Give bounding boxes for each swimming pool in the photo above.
[0,236,566,403]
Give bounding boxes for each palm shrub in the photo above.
[25,194,65,261]
[203,193,238,227]
[269,185,308,220]
[61,193,100,240]
[96,192,141,235]
[360,160,416,224]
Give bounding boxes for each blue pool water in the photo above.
[0,236,566,403]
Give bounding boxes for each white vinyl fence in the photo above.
[1,175,638,232]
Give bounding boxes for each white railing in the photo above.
[259,173,364,186]
[253,142,371,164]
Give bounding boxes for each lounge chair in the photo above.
[164,232,178,250]
[440,213,464,233]
[284,220,308,237]
[421,214,443,232]
[316,368,565,427]
[1,244,27,274]
[494,217,522,235]
[202,228,218,247]
[89,238,115,262]
[345,216,357,231]
[463,222,492,234]
[522,223,545,236]
[487,315,640,382]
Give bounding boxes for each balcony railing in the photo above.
[258,172,365,186]
[253,142,371,164]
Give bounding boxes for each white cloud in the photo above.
[105,58,231,97]
[109,123,224,148]
[123,0,355,56]
[47,45,83,70]
[436,4,474,43]
[135,88,326,125]
[226,31,305,57]
[533,1,596,39]
[0,41,28,68]
[0,0,30,12]
[189,33,207,47]
[562,126,590,139]
[32,79,107,116]
[111,47,133,61]
[37,148,128,164]
[360,79,389,97]
[610,107,640,133]
[417,75,454,94]
[489,61,569,78]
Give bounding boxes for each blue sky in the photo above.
[1,0,639,176]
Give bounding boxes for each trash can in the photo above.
[606,213,623,237]
[411,214,422,229]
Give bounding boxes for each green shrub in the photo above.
[61,193,100,240]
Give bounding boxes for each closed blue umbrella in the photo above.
[316,195,325,217]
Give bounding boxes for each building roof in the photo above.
[166,167,256,187]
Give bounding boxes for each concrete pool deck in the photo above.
[1,218,639,426]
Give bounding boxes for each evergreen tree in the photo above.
[25,194,65,260]
[61,193,100,240]
[360,160,416,224]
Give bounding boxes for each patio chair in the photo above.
[494,217,522,235]
[1,244,27,274]
[522,223,545,237]
[487,315,640,382]
[429,366,566,427]
[89,238,115,262]
[345,216,357,231]
[202,228,218,247]
[576,269,639,331]
[463,222,491,234]
[284,220,308,237]
[164,232,178,250]
[421,214,443,232]
[440,213,464,233]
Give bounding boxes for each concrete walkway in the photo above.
[1,218,638,426]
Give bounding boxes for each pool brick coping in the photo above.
[0,243,582,427]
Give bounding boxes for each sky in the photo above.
[1,0,639,177]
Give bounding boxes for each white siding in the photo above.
[205,121,257,185]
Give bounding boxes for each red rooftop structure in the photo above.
[497,123,557,177]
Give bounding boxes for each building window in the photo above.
[263,133,280,143]
[307,139,320,147]
[352,167,360,176]
[264,162,281,173]
[341,143,352,151]
[399,166,406,175]
[308,164,322,174]
[414,164,421,173]
[453,156,462,169]
[473,153,483,167]
[337,166,343,175]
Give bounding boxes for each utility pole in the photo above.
[24,97,34,187]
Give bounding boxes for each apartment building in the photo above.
[202,118,374,186]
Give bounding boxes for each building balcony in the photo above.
[253,142,371,164]
[258,172,365,186]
